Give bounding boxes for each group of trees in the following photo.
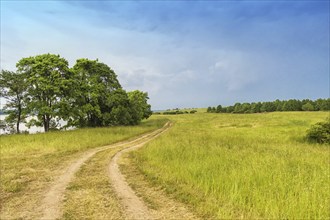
[0,54,152,134]
[207,99,330,114]
[161,110,197,115]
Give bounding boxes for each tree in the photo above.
[261,102,276,112]
[128,90,152,124]
[70,58,122,127]
[250,102,261,113]
[241,103,251,113]
[274,99,283,111]
[282,99,302,111]
[16,54,72,132]
[103,89,132,125]
[207,107,216,113]
[216,105,222,113]
[226,106,234,113]
[233,103,243,113]
[315,98,330,111]
[302,102,315,111]
[0,70,27,133]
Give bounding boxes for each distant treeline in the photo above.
[0,54,152,133]
[153,109,197,115]
[207,99,330,114]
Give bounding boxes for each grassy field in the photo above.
[0,118,167,219]
[132,112,329,219]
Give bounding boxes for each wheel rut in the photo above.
[39,124,170,220]
[108,122,171,219]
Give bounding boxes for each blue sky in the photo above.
[1,1,329,110]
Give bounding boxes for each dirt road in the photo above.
[108,122,171,219]
[40,123,170,220]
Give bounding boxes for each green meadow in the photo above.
[132,112,329,219]
[0,119,166,219]
[1,111,329,219]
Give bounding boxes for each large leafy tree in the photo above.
[71,58,122,127]
[103,89,132,126]
[128,90,152,124]
[16,54,73,132]
[0,70,27,133]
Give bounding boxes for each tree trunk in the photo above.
[16,96,21,134]
[46,115,50,132]
[16,120,20,134]
[43,115,49,132]
[16,114,20,134]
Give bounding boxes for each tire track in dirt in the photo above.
[108,122,172,219]
[40,123,170,220]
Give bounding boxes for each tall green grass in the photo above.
[0,118,167,219]
[133,112,329,219]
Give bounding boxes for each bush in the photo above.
[306,118,330,144]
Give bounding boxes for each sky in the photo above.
[1,0,329,110]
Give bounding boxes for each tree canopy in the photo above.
[0,70,28,133]
[1,54,152,133]
[128,90,152,125]
[16,54,72,132]
[69,58,123,127]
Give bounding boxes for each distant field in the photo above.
[132,112,329,219]
[0,119,167,219]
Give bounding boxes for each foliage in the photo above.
[207,98,330,114]
[16,54,72,132]
[306,118,330,144]
[70,58,122,127]
[128,90,152,124]
[109,90,132,125]
[0,70,28,133]
[162,108,197,115]
[2,54,152,132]
[163,111,184,115]
[0,119,15,134]
[302,102,315,111]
